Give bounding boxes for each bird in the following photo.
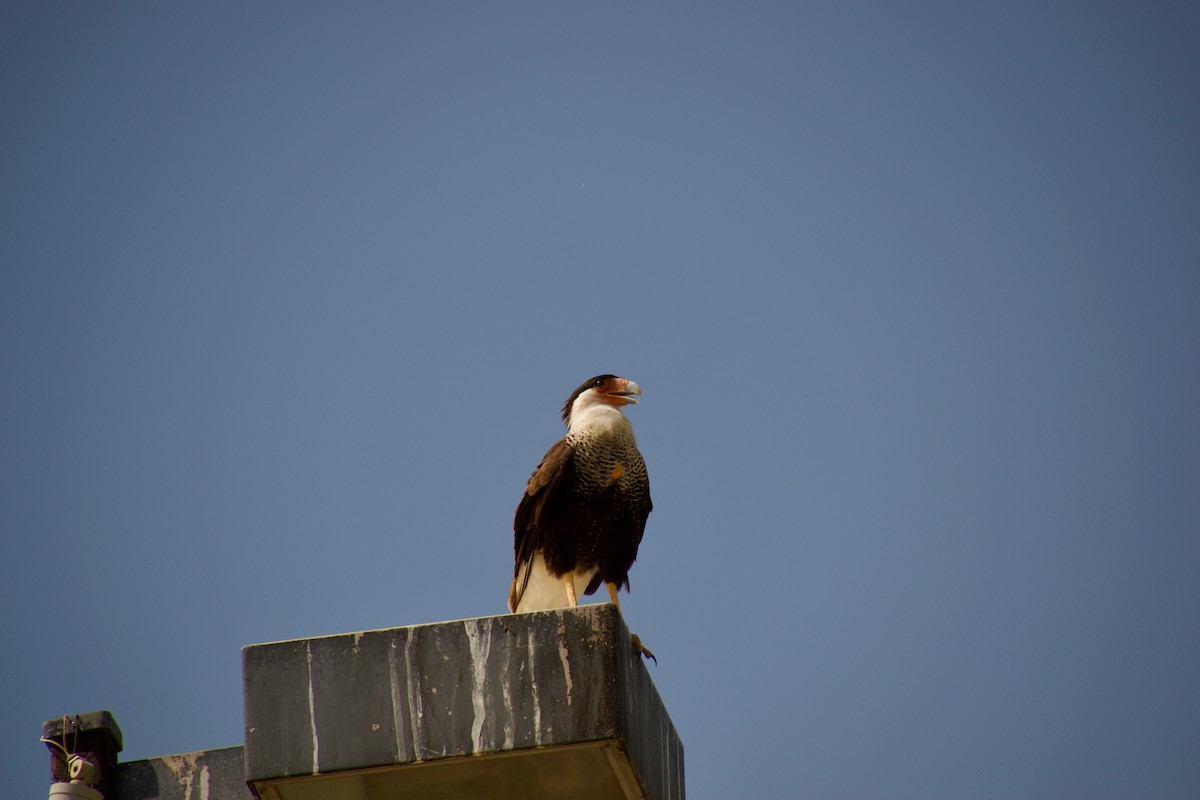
[507,374,655,661]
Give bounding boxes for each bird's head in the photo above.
[562,374,641,429]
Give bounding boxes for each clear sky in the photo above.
[3,3,1198,798]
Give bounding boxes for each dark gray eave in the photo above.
[242,604,684,800]
[113,747,252,800]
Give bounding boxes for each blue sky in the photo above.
[3,3,1198,798]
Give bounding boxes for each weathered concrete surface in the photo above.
[243,604,684,800]
[43,713,251,800]
[112,747,252,800]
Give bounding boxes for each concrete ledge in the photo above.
[112,747,251,800]
[242,604,684,799]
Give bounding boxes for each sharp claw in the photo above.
[630,633,657,665]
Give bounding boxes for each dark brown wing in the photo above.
[508,438,574,611]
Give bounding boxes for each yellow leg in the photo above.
[564,571,578,607]
[606,581,621,606]
[606,581,656,664]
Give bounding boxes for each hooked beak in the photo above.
[612,379,641,405]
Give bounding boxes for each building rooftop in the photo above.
[45,604,684,800]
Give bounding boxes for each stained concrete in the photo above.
[242,604,684,800]
[43,714,251,800]
[42,605,683,800]
[112,747,252,800]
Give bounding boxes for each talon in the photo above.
[630,633,656,665]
